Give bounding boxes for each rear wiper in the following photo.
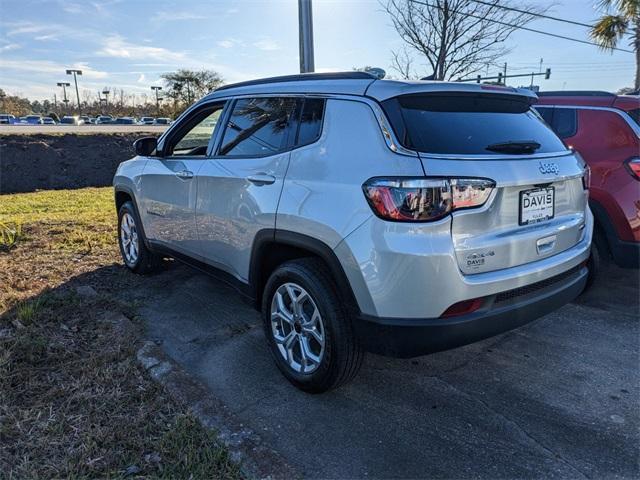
[485,140,541,154]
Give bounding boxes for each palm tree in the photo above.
[591,0,640,90]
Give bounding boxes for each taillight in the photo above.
[625,157,640,180]
[362,177,495,222]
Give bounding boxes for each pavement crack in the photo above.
[432,376,591,479]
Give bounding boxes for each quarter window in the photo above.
[552,108,577,138]
[535,106,554,126]
[218,97,297,156]
[295,98,325,146]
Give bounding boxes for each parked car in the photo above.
[139,116,156,125]
[24,115,44,125]
[535,91,639,270]
[114,72,592,392]
[60,115,85,125]
[0,114,16,124]
[42,117,56,125]
[113,117,136,125]
[79,115,91,124]
[154,117,172,125]
[96,115,113,124]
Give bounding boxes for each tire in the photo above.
[583,229,605,294]
[117,201,161,274]
[261,258,364,393]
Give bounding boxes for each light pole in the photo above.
[151,86,162,116]
[66,69,83,114]
[102,89,110,114]
[56,82,70,114]
[298,0,315,73]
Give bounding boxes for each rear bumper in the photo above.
[354,265,587,358]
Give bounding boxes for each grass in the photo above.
[0,187,240,479]
[0,222,24,251]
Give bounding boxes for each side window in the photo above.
[535,106,554,126]
[167,105,224,156]
[552,108,577,139]
[218,97,297,157]
[295,98,325,147]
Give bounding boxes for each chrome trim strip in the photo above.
[418,150,574,161]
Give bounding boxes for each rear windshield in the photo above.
[382,94,567,155]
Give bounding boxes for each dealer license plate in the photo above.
[519,187,555,225]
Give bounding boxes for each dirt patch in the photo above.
[0,134,153,194]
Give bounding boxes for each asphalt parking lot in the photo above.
[0,125,167,135]
[135,260,639,479]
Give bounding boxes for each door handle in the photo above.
[246,174,276,185]
[175,170,194,179]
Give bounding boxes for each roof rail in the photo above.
[537,90,615,97]
[214,71,377,92]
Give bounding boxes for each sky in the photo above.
[0,0,636,102]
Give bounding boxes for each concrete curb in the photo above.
[136,340,300,480]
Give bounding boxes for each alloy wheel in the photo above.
[270,282,326,374]
[120,212,139,265]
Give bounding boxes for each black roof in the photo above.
[537,90,614,97]
[215,71,377,92]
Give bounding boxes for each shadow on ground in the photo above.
[131,260,639,479]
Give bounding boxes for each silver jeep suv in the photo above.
[114,72,592,392]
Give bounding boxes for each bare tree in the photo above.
[384,0,548,80]
[391,47,418,79]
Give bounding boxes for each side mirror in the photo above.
[134,136,157,156]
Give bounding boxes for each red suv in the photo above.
[535,91,640,269]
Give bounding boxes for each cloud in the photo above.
[253,38,280,51]
[151,11,206,23]
[0,43,20,52]
[34,34,59,41]
[97,35,186,62]
[0,59,108,79]
[217,39,235,49]
[3,21,92,42]
[62,2,84,14]
[6,22,50,36]
[137,74,146,83]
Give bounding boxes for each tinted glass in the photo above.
[535,106,554,125]
[386,95,566,155]
[219,97,297,156]
[552,108,577,138]
[296,98,325,146]
[626,108,640,126]
[173,109,222,155]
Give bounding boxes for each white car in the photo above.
[113,71,592,392]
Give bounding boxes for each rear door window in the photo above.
[218,97,298,157]
[383,94,567,155]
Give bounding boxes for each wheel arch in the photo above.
[114,185,151,249]
[249,229,361,315]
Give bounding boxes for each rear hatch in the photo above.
[381,89,588,275]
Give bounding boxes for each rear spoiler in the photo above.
[365,80,538,103]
